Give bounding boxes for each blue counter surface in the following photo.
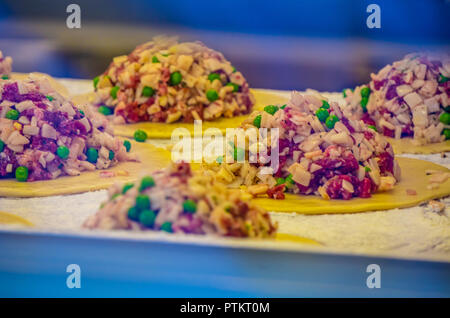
[0,231,449,297]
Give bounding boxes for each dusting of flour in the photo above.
[270,197,450,259]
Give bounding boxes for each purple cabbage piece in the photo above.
[385,85,397,100]
[58,120,87,136]
[43,110,69,128]
[373,79,387,90]
[173,213,204,234]
[23,91,45,102]
[390,74,404,85]
[1,82,44,103]
[341,116,356,133]
[21,108,36,118]
[28,164,52,181]
[30,136,58,153]
[43,110,87,136]
[0,148,18,177]
[35,102,48,109]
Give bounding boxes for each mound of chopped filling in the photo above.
[83,162,277,238]
[0,50,12,79]
[0,76,137,182]
[93,36,254,124]
[209,91,401,200]
[343,53,450,144]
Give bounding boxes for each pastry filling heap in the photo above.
[0,76,137,182]
[343,53,450,144]
[209,91,401,200]
[93,37,254,124]
[84,162,277,238]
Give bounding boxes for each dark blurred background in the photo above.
[0,0,449,91]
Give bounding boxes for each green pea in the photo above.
[108,150,115,160]
[140,176,155,191]
[253,114,262,128]
[316,108,329,123]
[325,115,340,129]
[208,73,221,82]
[93,76,100,89]
[98,105,113,116]
[169,71,182,86]
[5,109,19,120]
[285,174,294,188]
[152,56,160,63]
[136,194,151,210]
[439,112,450,125]
[122,183,134,194]
[110,86,120,99]
[139,210,156,227]
[134,129,147,142]
[321,100,330,109]
[142,86,155,97]
[276,177,285,185]
[123,140,131,152]
[367,125,377,132]
[438,74,449,84]
[360,86,371,98]
[226,82,239,92]
[161,222,173,233]
[443,129,450,140]
[86,148,98,163]
[365,166,371,173]
[183,199,197,213]
[56,146,70,160]
[46,95,54,101]
[15,166,28,182]
[127,207,140,221]
[234,147,245,161]
[0,139,4,152]
[264,105,279,115]
[206,89,219,102]
[360,96,369,112]
[79,110,85,117]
